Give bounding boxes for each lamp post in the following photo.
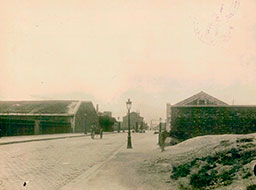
[158,117,162,145]
[126,98,132,149]
[117,117,120,133]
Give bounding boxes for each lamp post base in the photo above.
[127,136,132,149]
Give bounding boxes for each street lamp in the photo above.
[158,117,162,145]
[117,117,120,133]
[126,98,132,149]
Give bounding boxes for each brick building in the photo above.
[168,91,256,141]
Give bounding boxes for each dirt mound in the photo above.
[139,133,256,190]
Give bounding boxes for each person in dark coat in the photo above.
[100,128,103,139]
[91,126,95,139]
[159,132,166,152]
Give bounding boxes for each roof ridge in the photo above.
[73,101,82,115]
[175,91,228,106]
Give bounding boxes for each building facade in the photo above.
[168,91,256,141]
[0,100,98,136]
[122,112,144,130]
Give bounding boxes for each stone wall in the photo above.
[170,106,256,141]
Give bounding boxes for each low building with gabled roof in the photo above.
[167,91,256,141]
[166,91,228,131]
[0,100,98,136]
[174,91,228,106]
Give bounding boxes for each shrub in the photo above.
[236,138,254,143]
[216,148,241,165]
[179,183,190,190]
[229,165,242,174]
[190,158,199,167]
[190,170,218,189]
[239,143,256,149]
[247,184,256,190]
[201,163,216,171]
[243,172,252,179]
[219,170,233,186]
[241,150,256,165]
[220,140,232,147]
[171,163,191,179]
[206,155,219,165]
[170,142,256,189]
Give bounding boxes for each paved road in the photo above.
[0,133,128,190]
[61,132,159,190]
[0,132,159,190]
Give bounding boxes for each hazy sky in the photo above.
[1,0,256,123]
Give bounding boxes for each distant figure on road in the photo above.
[159,131,167,152]
[91,126,95,139]
[100,128,103,139]
[84,126,87,135]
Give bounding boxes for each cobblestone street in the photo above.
[0,133,129,190]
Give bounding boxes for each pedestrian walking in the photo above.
[159,132,166,152]
[100,128,103,139]
[91,126,95,139]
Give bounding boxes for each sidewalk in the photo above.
[60,132,160,190]
[0,131,119,146]
[0,133,86,146]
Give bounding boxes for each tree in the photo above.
[99,115,116,132]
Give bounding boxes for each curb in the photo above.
[0,134,86,146]
[0,132,120,146]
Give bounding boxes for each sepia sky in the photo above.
[1,0,256,123]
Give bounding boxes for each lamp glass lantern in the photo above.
[126,99,132,111]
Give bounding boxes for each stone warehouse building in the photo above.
[122,112,147,131]
[167,91,256,141]
[122,112,144,130]
[0,101,98,136]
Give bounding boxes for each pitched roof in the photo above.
[0,100,83,115]
[174,91,228,106]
